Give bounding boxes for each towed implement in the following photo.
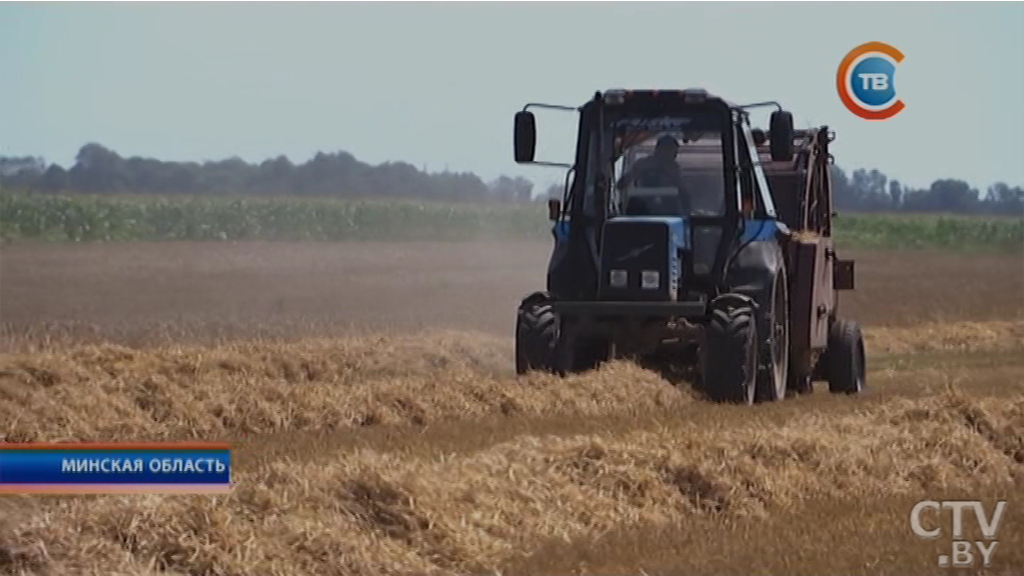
[513,88,864,403]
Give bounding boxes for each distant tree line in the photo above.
[0,144,534,203]
[2,143,1022,215]
[829,168,1023,215]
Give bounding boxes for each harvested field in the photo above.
[1,240,1023,575]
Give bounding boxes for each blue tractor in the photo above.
[513,89,865,404]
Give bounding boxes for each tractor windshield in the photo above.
[608,112,728,219]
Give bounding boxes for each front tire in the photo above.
[515,294,559,375]
[702,299,758,404]
[826,319,866,394]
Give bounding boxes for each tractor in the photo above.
[513,88,864,403]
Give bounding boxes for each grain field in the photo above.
[1,241,1022,575]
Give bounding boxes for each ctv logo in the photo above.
[836,41,905,120]
[910,500,1007,568]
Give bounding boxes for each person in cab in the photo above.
[616,135,690,215]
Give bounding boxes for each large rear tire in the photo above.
[515,294,559,375]
[826,318,866,394]
[702,298,758,404]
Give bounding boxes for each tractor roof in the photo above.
[600,88,739,108]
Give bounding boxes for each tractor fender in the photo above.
[547,226,599,300]
[725,237,787,336]
[519,291,555,308]
[547,221,587,298]
[708,292,758,313]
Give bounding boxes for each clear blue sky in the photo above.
[2,2,1022,192]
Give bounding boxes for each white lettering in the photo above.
[951,541,974,567]
[857,73,889,91]
[105,458,141,473]
[613,117,694,131]
[943,501,974,539]
[911,500,941,539]
[62,458,148,474]
[147,457,224,473]
[913,500,1006,568]
[976,541,999,567]
[974,501,1007,539]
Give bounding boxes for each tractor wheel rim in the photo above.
[773,319,786,394]
[772,285,788,398]
[746,330,757,404]
[855,339,866,391]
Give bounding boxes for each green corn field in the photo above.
[1,192,1021,250]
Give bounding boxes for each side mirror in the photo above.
[514,111,536,164]
[769,110,794,162]
[751,128,767,147]
[547,198,561,221]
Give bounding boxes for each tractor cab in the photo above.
[515,88,790,302]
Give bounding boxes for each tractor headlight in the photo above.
[610,269,627,288]
[641,270,660,289]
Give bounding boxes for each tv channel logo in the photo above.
[836,42,905,120]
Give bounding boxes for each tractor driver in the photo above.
[616,135,690,215]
